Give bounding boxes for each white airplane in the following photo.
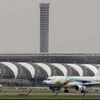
[43,67,100,95]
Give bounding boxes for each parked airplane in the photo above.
[43,67,100,95]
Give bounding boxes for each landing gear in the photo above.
[49,87,62,98]
[50,87,61,95]
[81,90,85,93]
[64,89,69,93]
[50,87,55,93]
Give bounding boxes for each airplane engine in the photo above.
[75,85,86,92]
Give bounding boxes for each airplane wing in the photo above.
[63,81,100,88]
[84,82,100,87]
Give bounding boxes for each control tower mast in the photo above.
[40,3,50,52]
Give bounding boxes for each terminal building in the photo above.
[0,53,100,86]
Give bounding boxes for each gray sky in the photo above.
[0,0,100,53]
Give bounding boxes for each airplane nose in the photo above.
[43,80,45,84]
[43,80,48,86]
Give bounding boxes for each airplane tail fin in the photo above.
[95,67,100,77]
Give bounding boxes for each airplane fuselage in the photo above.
[43,76,100,88]
[43,67,100,94]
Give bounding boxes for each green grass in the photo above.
[0,88,99,99]
[0,94,99,99]
[0,89,50,93]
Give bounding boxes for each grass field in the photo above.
[0,87,99,99]
[0,94,100,99]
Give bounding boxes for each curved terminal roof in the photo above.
[67,64,83,76]
[96,64,100,68]
[82,64,97,75]
[19,62,35,78]
[1,62,18,78]
[0,62,99,79]
[51,63,67,76]
[35,63,51,77]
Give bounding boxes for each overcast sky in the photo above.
[0,0,100,53]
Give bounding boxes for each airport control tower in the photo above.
[40,3,50,52]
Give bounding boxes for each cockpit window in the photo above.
[47,79,53,81]
[47,79,50,80]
